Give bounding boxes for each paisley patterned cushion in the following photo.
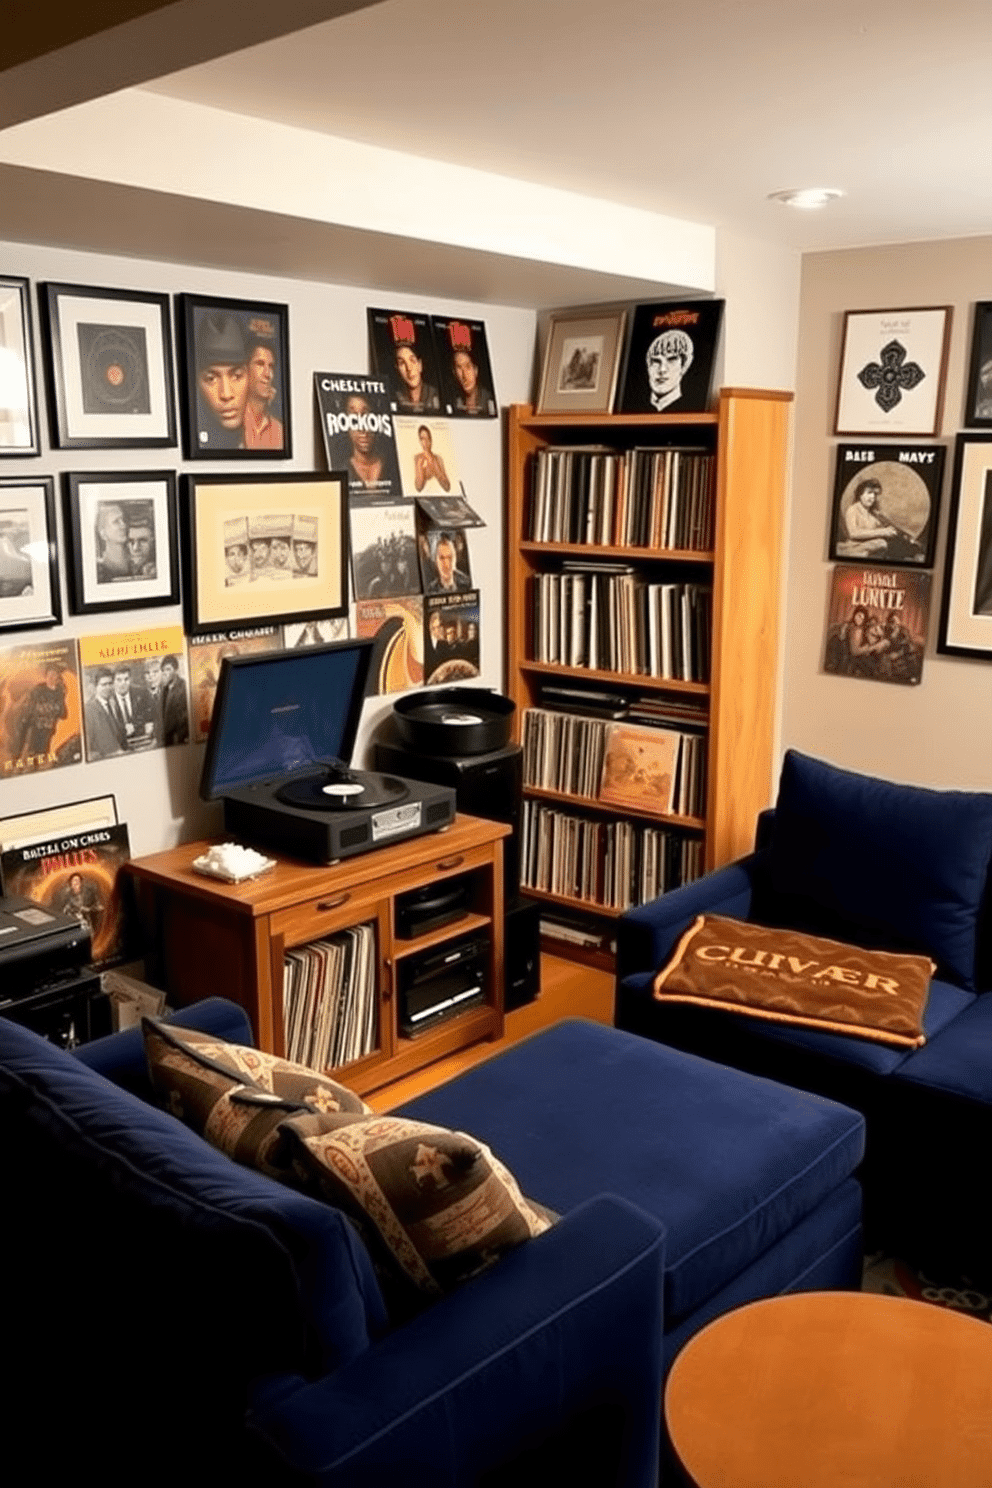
[142,1017,370,1175]
[280,1108,557,1302]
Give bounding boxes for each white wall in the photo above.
[780,234,992,789]
[0,236,536,856]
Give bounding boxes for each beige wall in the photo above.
[780,234,992,789]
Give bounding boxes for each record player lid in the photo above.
[200,639,374,800]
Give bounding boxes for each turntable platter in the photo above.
[276,768,410,812]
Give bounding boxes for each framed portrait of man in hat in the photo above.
[176,293,292,460]
[180,471,348,637]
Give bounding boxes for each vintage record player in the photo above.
[200,639,456,864]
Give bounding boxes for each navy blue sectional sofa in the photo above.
[3,992,864,1485]
[617,750,992,1283]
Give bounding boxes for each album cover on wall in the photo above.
[431,316,498,418]
[314,372,401,498]
[0,637,83,777]
[829,443,945,568]
[822,563,931,686]
[425,590,480,685]
[349,499,421,601]
[355,596,425,695]
[367,308,442,415]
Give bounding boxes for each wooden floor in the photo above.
[366,952,615,1111]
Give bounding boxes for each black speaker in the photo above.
[373,719,523,899]
[505,894,541,1010]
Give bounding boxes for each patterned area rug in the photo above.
[862,1252,992,1323]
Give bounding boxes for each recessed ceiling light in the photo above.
[767,187,845,210]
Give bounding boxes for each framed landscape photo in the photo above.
[963,302,992,429]
[40,282,176,449]
[834,306,952,437]
[63,470,179,616]
[0,476,60,631]
[937,434,992,660]
[829,443,945,568]
[536,310,627,416]
[616,299,725,416]
[181,471,347,636]
[0,276,40,457]
[177,293,291,459]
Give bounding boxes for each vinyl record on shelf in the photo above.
[77,322,152,416]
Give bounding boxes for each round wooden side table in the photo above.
[664,1291,992,1487]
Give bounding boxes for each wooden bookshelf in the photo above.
[505,390,792,960]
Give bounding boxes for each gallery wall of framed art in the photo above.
[0,235,526,862]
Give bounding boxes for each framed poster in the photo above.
[616,300,724,416]
[963,302,992,429]
[834,306,952,436]
[937,434,992,660]
[40,282,176,449]
[181,472,347,636]
[829,443,944,568]
[536,310,626,416]
[0,276,40,456]
[63,470,179,616]
[0,476,60,631]
[177,293,291,459]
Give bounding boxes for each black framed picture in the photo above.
[616,300,724,416]
[0,476,60,630]
[62,470,179,616]
[0,276,40,457]
[829,443,945,568]
[40,282,176,449]
[431,316,498,418]
[834,306,952,437]
[937,434,992,660]
[180,471,348,637]
[367,307,442,416]
[177,293,291,459]
[964,302,992,429]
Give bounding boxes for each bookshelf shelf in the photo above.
[523,784,706,832]
[505,391,793,961]
[520,541,715,563]
[519,660,710,696]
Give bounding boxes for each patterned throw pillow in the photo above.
[142,1018,370,1176]
[280,1109,557,1301]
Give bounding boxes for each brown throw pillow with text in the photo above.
[653,915,933,1047]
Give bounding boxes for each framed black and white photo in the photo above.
[181,471,347,636]
[0,476,60,631]
[0,276,40,457]
[63,471,179,616]
[40,282,176,449]
[829,443,945,568]
[177,293,291,460]
[536,310,627,416]
[616,300,724,416]
[963,302,992,429]
[834,306,952,437]
[937,434,992,660]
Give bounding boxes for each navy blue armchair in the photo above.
[616,749,992,1282]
